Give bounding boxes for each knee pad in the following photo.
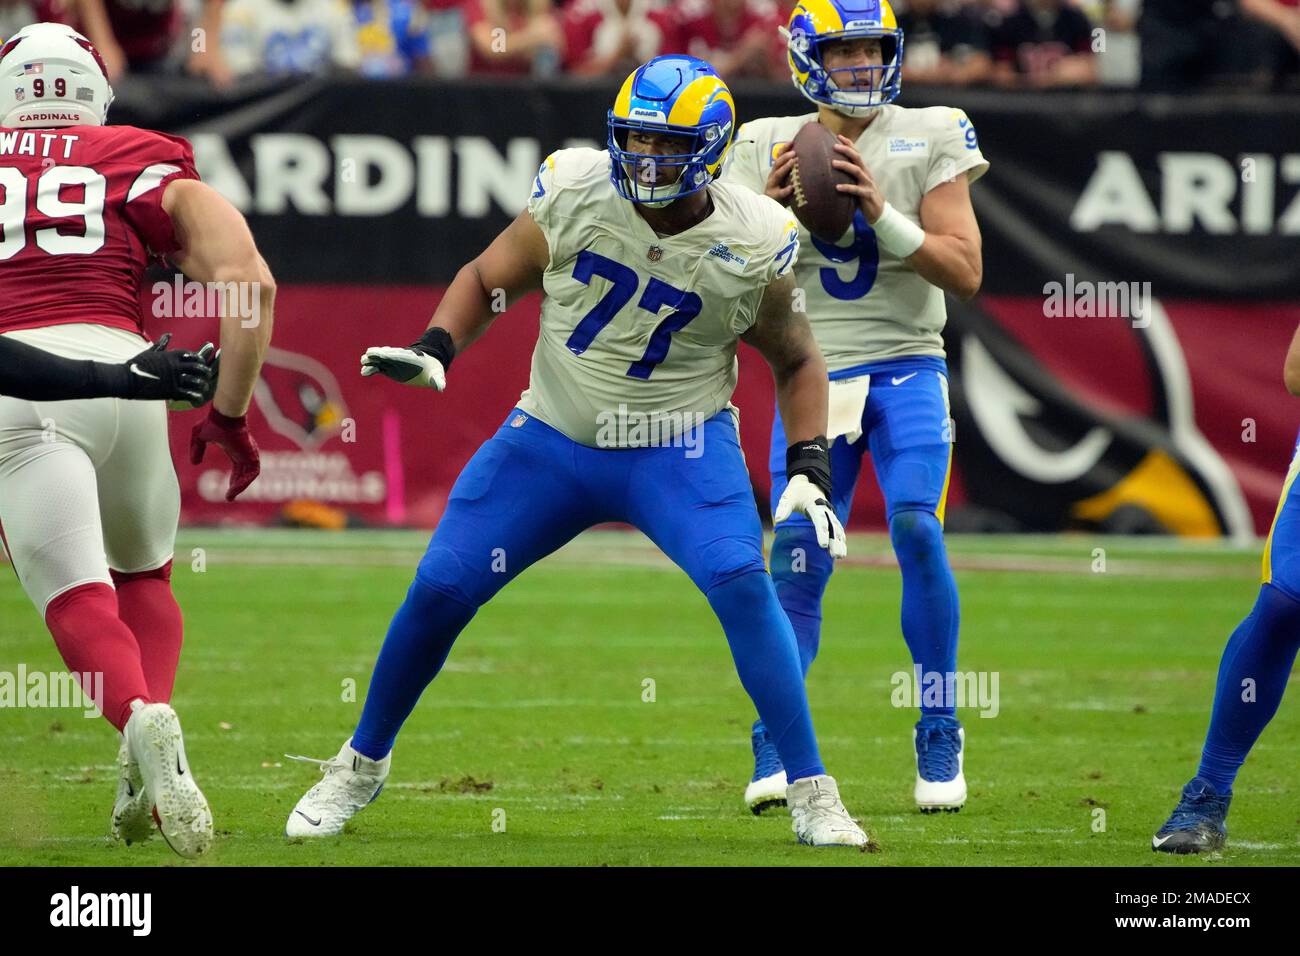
[413,545,491,609]
[889,510,945,567]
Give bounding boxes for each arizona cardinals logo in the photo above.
[945,297,1252,540]
[252,347,349,450]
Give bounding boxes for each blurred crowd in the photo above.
[1,0,1297,91]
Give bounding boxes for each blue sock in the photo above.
[770,524,835,677]
[351,576,477,760]
[1196,584,1300,795]
[891,510,960,718]
[707,569,825,781]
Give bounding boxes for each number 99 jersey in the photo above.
[0,124,200,336]
[722,105,988,371]
[518,146,800,448]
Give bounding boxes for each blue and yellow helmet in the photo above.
[607,55,736,207]
[784,0,904,117]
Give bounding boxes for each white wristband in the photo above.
[870,201,926,258]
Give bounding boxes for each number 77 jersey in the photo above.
[518,147,799,447]
[0,124,200,336]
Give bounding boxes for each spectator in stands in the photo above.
[663,0,782,82]
[1,0,72,46]
[466,0,564,76]
[562,0,667,77]
[70,0,233,86]
[895,0,993,85]
[222,0,360,78]
[1240,0,1300,88]
[354,0,432,77]
[987,0,1097,87]
[1138,0,1281,91]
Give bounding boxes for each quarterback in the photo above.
[287,55,870,848]
[1152,319,1300,853]
[722,0,987,813]
[0,23,274,857]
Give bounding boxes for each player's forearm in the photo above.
[773,350,830,446]
[213,258,275,417]
[424,260,506,354]
[908,233,982,301]
[0,336,125,401]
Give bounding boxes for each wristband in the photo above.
[412,327,456,372]
[870,201,926,259]
[786,435,832,499]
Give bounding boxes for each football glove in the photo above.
[190,407,260,502]
[360,328,455,391]
[774,436,847,559]
[167,343,220,411]
[118,334,215,404]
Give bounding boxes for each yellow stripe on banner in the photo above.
[1261,455,1300,583]
[1071,448,1222,537]
[935,444,953,527]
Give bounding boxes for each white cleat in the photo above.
[124,702,213,858]
[788,774,871,848]
[745,770,788,815]
[285,738,389,838]
[914,721,967,813]
[110,736,154,845]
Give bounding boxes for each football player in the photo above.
[0,23,274,857]
[287,55,869,848]
[721,0,987,814]
[1152,319,1300,853]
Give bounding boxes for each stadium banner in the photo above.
[115,77,1300,536]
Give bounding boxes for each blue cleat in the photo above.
[744,720,788,815]
[1153,777,1230,854]
[914,715,966,813]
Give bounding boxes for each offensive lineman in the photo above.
[722,0,988,814]
[286,55,869,848]
[0,23,273,857]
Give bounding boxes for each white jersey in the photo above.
[518,147,799,447]
[722,104,988,371]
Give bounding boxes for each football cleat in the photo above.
[124,701,213,858]
[744,720,788,815]
[788,774,870,848]
[285,738,389,838]
[109,736,154,845]
[1153,777,1230,854]
[914,715,966,813]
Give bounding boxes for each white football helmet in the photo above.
[0,22,114,128]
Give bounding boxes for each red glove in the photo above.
[190,408,260,502]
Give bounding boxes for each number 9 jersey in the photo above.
[0,124,200,336]
[518,146,800,448]
[722,105,988,371]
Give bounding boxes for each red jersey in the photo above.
[0,124,199,336]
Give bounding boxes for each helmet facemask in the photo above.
[785,25,904,118]
[607,115,727,207]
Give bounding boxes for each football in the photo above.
[787,122,857,241]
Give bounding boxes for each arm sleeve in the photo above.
[120,132,202,261]
[0,337,130,401]
[526,151,565,267]
[924,108,989,194]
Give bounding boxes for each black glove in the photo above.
[96,333,216,404]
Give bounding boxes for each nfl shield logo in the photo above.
[647,245,663,262]
[510,413,527,428]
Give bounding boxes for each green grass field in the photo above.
[1,529,1296,867]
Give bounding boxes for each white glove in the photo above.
[773,474,847,559]
[360,346,446,391]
